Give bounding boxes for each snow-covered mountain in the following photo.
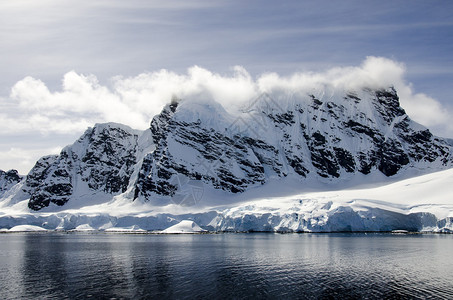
[1,86,452,232]
[21,123,141,210]
[0,169,22,198]
[134,87,452,204]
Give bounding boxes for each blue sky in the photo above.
[1,0,453,173]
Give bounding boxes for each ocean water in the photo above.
[0,233,452,299]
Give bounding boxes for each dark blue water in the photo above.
[0,233,452,299]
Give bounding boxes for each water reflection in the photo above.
[21,234,69,298]
[0,233,452,299]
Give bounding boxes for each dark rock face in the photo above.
[378,139,410,176]
[395,120,451,164]
[333,147,355,173]
[306,131,340,178]
[0,169,23,196]
[25,155,70,210]
[135,104,267,199]
[79,125,138,194]
[25,124,139,210]
[373,88,406,123]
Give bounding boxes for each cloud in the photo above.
[0,147,62,174]
[8,72,147,133]
[257,56,453,136]
[2,57,453,139]
[257,56,405,92]
[4,66,258,135]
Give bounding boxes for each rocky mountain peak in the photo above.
[24,123,140,210]
[0,169,22,197]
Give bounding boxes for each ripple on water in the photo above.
[0,233,452,299]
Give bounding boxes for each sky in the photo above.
[1,0,453,174]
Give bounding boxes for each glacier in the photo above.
[1,161,452,233]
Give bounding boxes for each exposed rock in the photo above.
[24,123,139,210]
[0,169,23,197]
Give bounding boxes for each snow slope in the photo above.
[211,168,453,232]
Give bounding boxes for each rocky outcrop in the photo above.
[134,103,267,199]
[0,169,22,197]
[24,123,140,210]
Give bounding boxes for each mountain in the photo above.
[0,169,22,198]
[22,123,141,210]
[8,87,453,211]
[134,87,452,204]
[1,86,453,232]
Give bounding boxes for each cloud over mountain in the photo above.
[5,57,452,138]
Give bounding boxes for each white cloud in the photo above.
[256,56,453,137]
[0,147,62,175]
[4,66,259,136]
[8,72,148,133]
[257,57,405,92]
